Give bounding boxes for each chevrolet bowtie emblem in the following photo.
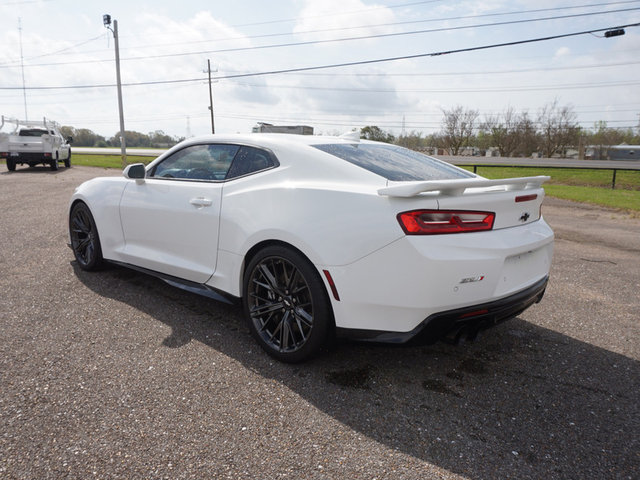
[519,212,531,222]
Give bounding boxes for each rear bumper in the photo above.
[10,152,51,162]
[336,275,548,344]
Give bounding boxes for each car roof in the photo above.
[177,133,364,150]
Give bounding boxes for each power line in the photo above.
[280,60,640,77]
[2,22,639,91]
[234,0,640,35]
[2,0,629,66]
[107,1,640,54]
[0,0,53,5]
[5,57,637,96]
[23,33,106,61]
[131,7,640,60]
[211,22,640,81]
[228,0,445,28]
[2,7,639,69]
[229,79,640,93]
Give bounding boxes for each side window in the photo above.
[151,144,240,181]
[226,146,276,179]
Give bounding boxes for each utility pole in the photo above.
[18,18,28,121]
[103,15,127,167]
[207,59,215,134]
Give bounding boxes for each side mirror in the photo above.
[67,136,73,144]
[123,163,146,182]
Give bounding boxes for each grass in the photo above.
[461,166,640,212]
[0,154,153,170]
[464,166,640,191]
[543,184,640,212]
[70,155,153,169]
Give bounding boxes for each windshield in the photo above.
[313,143,475,181]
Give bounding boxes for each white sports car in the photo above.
[69,133,553,362]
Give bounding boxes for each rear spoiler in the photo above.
[378,176,550,198]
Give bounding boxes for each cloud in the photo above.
[285,68,409,115]
[293,0,397,42]
[554,46,571,59]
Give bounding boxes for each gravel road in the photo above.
[1,166,638,479]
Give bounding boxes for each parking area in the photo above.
[1,166,638,479]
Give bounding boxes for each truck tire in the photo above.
[64,149,71,168]
[6,158,16,171]
[50,159,58,171]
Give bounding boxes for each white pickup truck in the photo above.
[1,116,72,171]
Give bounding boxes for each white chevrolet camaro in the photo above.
[69,133,554,362]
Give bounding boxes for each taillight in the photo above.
[515,194,537,203]
[397,210,495,235]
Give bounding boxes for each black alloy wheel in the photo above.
[69,202,103,271]
[243,246,332,363]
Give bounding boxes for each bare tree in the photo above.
[514,111,539,157]
[482,106,520,157]
[440,106,478,155]
[537,100,580,158]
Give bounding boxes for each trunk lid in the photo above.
[378,176,549,230]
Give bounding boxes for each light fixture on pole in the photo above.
[103,14,127,167]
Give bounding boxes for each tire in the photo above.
[50,159,58,171]
[64,149,71,168]
[6,158,16,171]
[243,245,333,363]
[69,202,103,271]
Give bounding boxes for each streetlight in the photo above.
[103,14,127,167]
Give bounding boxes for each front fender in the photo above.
[69,177,128,260]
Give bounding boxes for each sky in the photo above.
[0,0,639,140]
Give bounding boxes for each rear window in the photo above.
[313,143,474,181]
[19,129,49,137]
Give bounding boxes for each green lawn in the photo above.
[0,155,153,170]
[70,155,153,169]
[464,166,640,191]
[461,166,640,212]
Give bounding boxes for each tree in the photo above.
[589,121,619,159]
[360,126,395,143]
[537,100,580,158]
[513,111,539,157]
[396,130,425,149]
[440,106,478,155]
[481,107,520,157]
[149,130,180,147]
[60,126,106,147]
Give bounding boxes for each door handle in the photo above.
[189,197,213,208]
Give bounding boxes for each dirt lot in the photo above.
[1,166,638,479]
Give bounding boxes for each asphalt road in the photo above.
[1,165,638,479]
